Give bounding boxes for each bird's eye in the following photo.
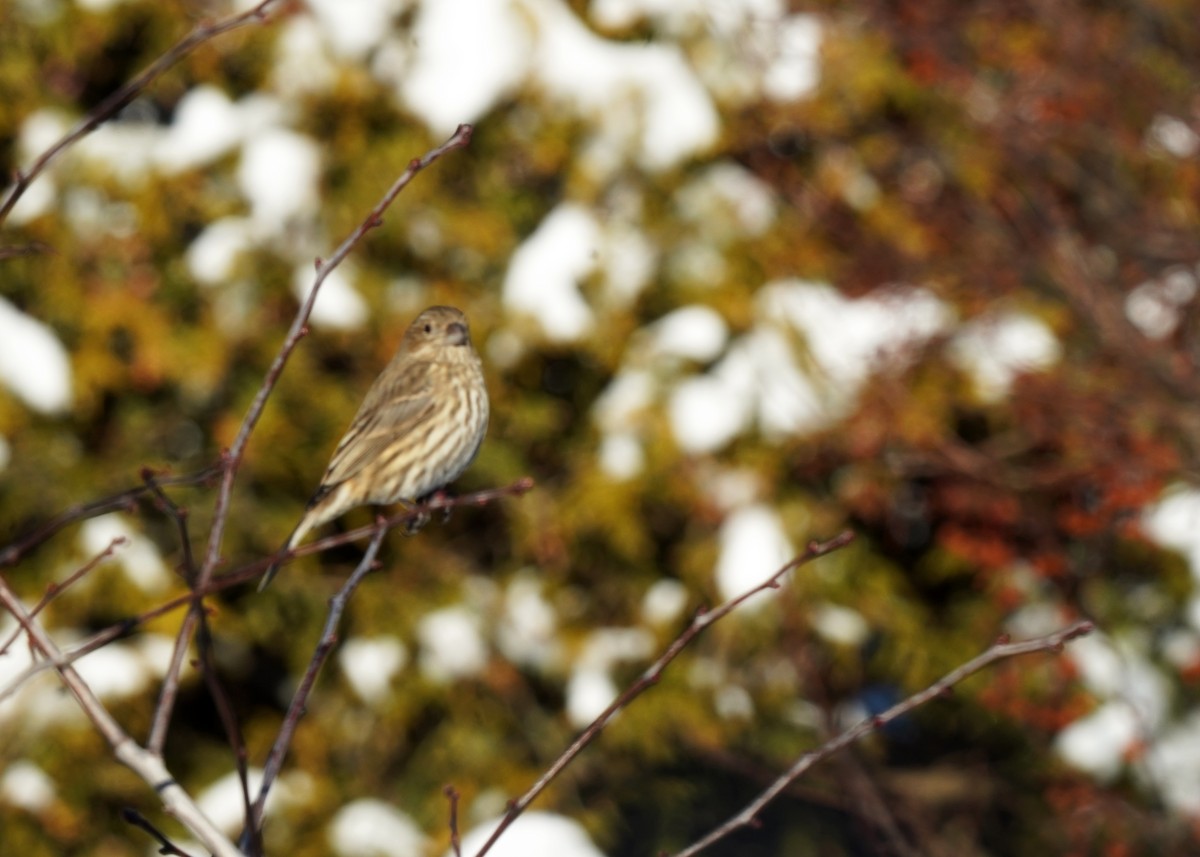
[424,323,432,334]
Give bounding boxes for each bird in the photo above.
[259,305,489,590]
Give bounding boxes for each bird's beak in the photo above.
[446,321,469,345]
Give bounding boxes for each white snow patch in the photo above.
[198,768,305,830]
[676,163,777,238]
[76,122,160,185]
[1068,633,1169,728]
[597,432,645,480]
[72,642,155,700]
[566,627,654,726]
[330,798,427,857]
[79,513,170,593]
[1125,267,1197,340]
[293,263,369,330]
[156,85,244,173]
[533,0,718,171]
[6,177,55,224]
[949,311,1061,400]
[339,636,407,705]
[273,17,340,95]
[714,504,794,602]
[238,129,321,229]
[668,366,755,454]
[714,684,755,720]
[641,578,689,625]
[667,281,948,452]
[1142,486,1200,583]
[649,305,728,362]
[305,0,408,59]
[1056,702,1139,782]
[810,603,869,646]
[417,606,489,683]
[593,369,655,431]
[1143,712,1200,813]
[454,811,605,857]
[763,280,950,387]
[761,14,822,102]
[392,0,530,133]
[0,761,56,812]
[1147,114,1200,159]
[186,217,253,285]
[0,297,72,413]
[503,203,600,341]
[496,574,560,670]
[566,667,619,728]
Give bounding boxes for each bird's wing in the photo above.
[320,359,436,487]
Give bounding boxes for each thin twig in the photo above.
[0,577,244,857]
[143,471,202,756]
[121,807,199,857]
[0,464,221,568]
[142,468,198,583]
[245,525,390,837]
[197,615,257,855]
[0,241,54,260]
[147,608,201,757]
[0,0,285,225]
[261,475,534,584]
[671,620,1097,857]
[445,786,463,857]
[0,537,125,658]
[472,530,857,857]
[0,478,534,706]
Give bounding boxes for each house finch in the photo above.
[259,305,489,590]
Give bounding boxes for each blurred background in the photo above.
[2,0,1200,854]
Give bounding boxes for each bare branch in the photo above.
[0,536,125,658]
[0,464,221,569]
[245,524,390,837]
[0,577,245,857]
[0,0,286,226]
[672,620,1096,857]
[260,475,534,584]
[197,615,257,855]
[445,786,463,857]
[472,530,857,857]
[0,478,535,707]
[147,609,201,757]
[122,807,199,857]
[0,241,53,260]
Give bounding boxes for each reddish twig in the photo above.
[0,537,125,658]
[142,469,198,583]
[197,615,258,855]
[0,478,534,707]
[0,241,54,260]
[445,786,463,857]
[471,530,858,857]
[0,464,221,569]
[261,476,534,584]
[0,0,285,226]
[142,472,209,760]
[671,620,1096,857]
[244,524,390,837]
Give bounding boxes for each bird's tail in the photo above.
[257,514,315,592]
